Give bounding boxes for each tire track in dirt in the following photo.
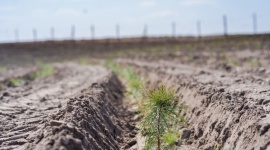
[118,58,270,150]
[0,63,137,150]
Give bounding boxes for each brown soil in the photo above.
[1,34,270,150]
[0,63,137,150]
[117,56,270,150]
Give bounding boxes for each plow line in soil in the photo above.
[118,58,270,150]
[0,63,138,150]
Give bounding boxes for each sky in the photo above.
[0,0,270,43]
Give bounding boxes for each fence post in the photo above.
[116,24,120,39]
[51,27,55,40]
[33,28,37,42]
[172,22,176,37]
[253,13,257,34]
[71,25,75,40]
[15,29,19,42]
[91,25,95,40]
[197,20,201,38]
[143,24,147,37]
[223,15,228,36]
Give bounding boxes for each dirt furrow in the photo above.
[24,72,137,150]
[0,63,137,149]
[118,58,270,150]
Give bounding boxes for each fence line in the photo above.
[4,13,268,43]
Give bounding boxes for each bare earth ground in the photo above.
[0,63,137,150]
[117,49,270,150]
[0,35,270,150]
[1,50,270,149]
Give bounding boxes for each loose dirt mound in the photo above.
[119,59,270,150]
[0,63,137,150]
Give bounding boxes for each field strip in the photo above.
[118,58,270,149]
[0,63,137,150]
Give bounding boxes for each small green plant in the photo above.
[220,53,227,62]
[184,43,193,51]
[227,58,238,66]
[246,58,262,68]
[90,60,101,66]
[0,66,7,73]
[254,42,261,49]
[31,62,54,80]
[187,54,194,61]
[220,53,238,66]
[105,60,143,99]
[140,85,185,150]
[78,57,102,66]
[78,57,90,65]
[9,78,24,86]
[126,49,137,56]
[116,51,125,57]
[174,45,180,52]
[105,59,121,74]
[240,40,249,48]
[122,67,143,98]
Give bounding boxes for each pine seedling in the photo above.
[140,84,185,150]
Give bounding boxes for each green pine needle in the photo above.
[140,84,185,150]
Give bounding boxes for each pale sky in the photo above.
[0,0,270,43]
